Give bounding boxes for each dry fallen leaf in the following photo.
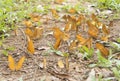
[109,21,113,27]
[58,60,64,68]
[43,57,47,69]
[65,56,69,71]
[33,27,43,39]
[8,55,25,71]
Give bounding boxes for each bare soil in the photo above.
[0,0,120,81]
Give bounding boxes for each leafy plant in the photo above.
[110,42,120,53]
[112,67,120,81]
[2,46,15,56]
[79,46,94,59]
[97,0,120,12]
[97,51,112,67]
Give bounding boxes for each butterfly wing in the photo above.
[27,37,35,54]
[8,55,16,71]
[25,28,34,38]
[16,56,25,71]
[96,43,109,57]
[54,38,61,50]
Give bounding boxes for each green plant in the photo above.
[112,67,120,81]
[110,41,120,53]
[2,46,15,56]
[44,42,64,56]
[89,50,112,68]
[79,46,94,60]
[97,0,120,12]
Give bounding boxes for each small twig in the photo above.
[32,58,37,81]
[18,27,28,55]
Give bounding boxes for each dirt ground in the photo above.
[0,0,120,81]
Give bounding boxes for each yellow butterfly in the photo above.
[8,55,25,71]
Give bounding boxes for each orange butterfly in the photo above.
[63,15,77,31]
[76,34,86,45]
[54,0,64,4]
[52,27,69,49]
[68,8,76,14]
[51,9,59,19]
[76,34,92,48]
[64,22,71,32]
[77,14,85,25]
[87,20,99,38]
[102,24,110,35]
[25,27,43,40]
[67,15,77,31]
[71,18,77,31]
[30,13,41,22]
[8,55,25,71]
[62,15,71,22]
[54,38,61,50]
[52,27,63,40]
[96,43,109,57]
[101,35,109,42]
[23,20,32,28]
[27,36,35,54]
[88,28,98,38]
[25,28,34,38]
[91,13,98,22]
[69,40,77,51]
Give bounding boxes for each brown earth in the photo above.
[0,0,120,81]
